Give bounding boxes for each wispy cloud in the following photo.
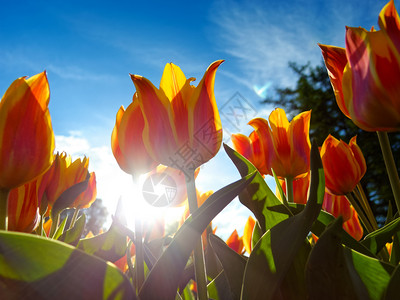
[211,0,387,92]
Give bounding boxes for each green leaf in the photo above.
[209,234,247,300]
[77,200,127,262]
[277,240,310,300]
[207,271,234,300]
[290,203,375,258]
[361,217,400,255]
[138,172,255,300]
[241,141,325,299]
[384,264,400,299]
[0,231,135,299]
[224,144,291,233]
[77,221,127,263]
[390,231,400,265]
[53,215,68,240]
[306,217,363,299]
[58,214,86,246]
[343,246,393,300]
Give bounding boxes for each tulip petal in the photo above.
[131,74,179,166]
[379,0,400,53]
[319,44,350,118]
[188,60,224,166]
[160,63,195,145]
[118,97,157,175]
[111,106,131,174]
[345,27,400,131]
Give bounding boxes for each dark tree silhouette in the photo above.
[262,61,400,225]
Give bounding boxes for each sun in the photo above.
[118,174,185,232]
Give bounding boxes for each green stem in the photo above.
[186,172,208,300]
[49,212,60,238]
[69,208,80,230]
[0,189,10,230]
[135,217,144,292]
[354,185,378,231]
[377,131,400,212]
[38,213,44,236]
[285,177,294,203]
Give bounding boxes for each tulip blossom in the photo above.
[112,96,157,177]
[231,132,269,175]
[243,216,256,254]
[249,108,311,179]
[320,0,400,131]
[71,172,97,209]
[226,229,244,254]
[278,172,310,204]
[130,61,223,174]
[322,191,352,222]
[342,210,364,241]
[320,135,366,195]
[0,72,54,190]
[7,180,40,232]
[39,152,95,211]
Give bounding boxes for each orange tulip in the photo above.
[39,152,94,211]
[180,190,213,225]
[243,216,256,254]
[231,131,269,175]
[342,210,364,241]
[71,172,97,209]
[226,229,244,254]
[131,61,224,175]
[0,72,54,190]
[322,191,352,222]
[249,108,311,179]
[7,180,40,232]
[320,0,400,131]
[111,95,157,176]
[278,172,310,204]
[320,135,366,195]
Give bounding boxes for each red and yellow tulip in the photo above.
[278,172,310,204]
[231,132,269,175]
[320,0,400,131]
[322,191,352,222]
[226,229,244,254]
[7,180,40,233]
[320,135,366,195]
[39,152,95,211]
[112,95,157,177]
[243,216,256,254]
[249,108,311,179]
[130,61,224,173]
[0,72,54,190]
[71,172,97,209]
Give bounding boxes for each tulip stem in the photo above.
[69,208,80,230]
[0,189,9,230]
[285,177,294,203]
[377,131,400,213]
[131,176,145,293]
[135,217,144,292]
[49,213,60,238]
[354,184,378,231]
[186,172,208,300]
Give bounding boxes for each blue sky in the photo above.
[0,0,390,238]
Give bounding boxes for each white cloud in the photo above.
[211,0,388,92]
